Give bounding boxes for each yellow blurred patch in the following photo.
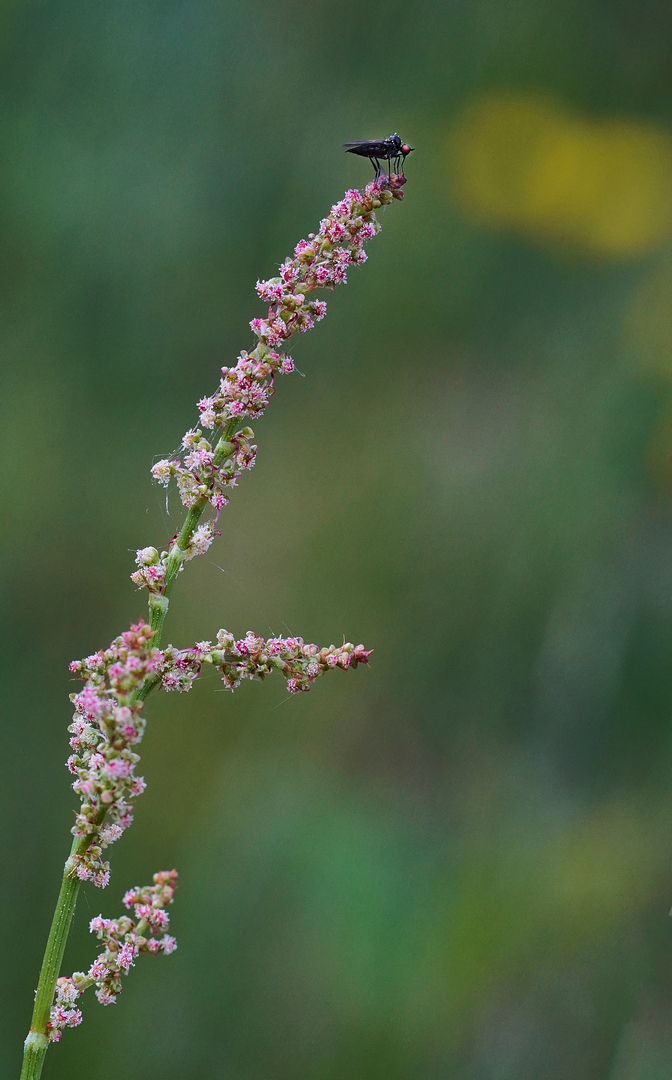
[450,94,672,257]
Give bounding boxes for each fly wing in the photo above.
[342,140,387,155]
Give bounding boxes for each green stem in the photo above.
[20,833,97,1080]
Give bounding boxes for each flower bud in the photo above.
[216,441,236,457]
[135,547,159,567]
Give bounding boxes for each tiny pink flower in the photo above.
[99,824,123,845]
[117,942,137,972]
[149,909,169,930]
[55,978,79,1006]
[96,987,117,1005]
[150,460,178,485]
[89,916,109,933]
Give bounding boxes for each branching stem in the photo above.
[19,174,404,1078]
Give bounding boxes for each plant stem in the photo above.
[20,419,238,1078]
[20,832,98,1080]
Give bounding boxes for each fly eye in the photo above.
[402,145,411,154]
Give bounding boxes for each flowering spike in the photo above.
[156,632,372,695]
[135,174,406,589]
[46,872,178,1043]
[66,622,160,884]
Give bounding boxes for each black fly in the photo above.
[342,133,414,178]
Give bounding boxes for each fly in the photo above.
[342,133,415,178]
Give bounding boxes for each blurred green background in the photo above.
[4,1,672,1077]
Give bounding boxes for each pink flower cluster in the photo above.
[47,871,177,1042]
[149,425,257,518]
[196,354,293,432]
[134,175,406,593]
[250,175,405,351]
[196,177,405,435]
[66,622,160,886]
[157,642,204,693]
[158,631,372,695]
[130,519,220,595]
